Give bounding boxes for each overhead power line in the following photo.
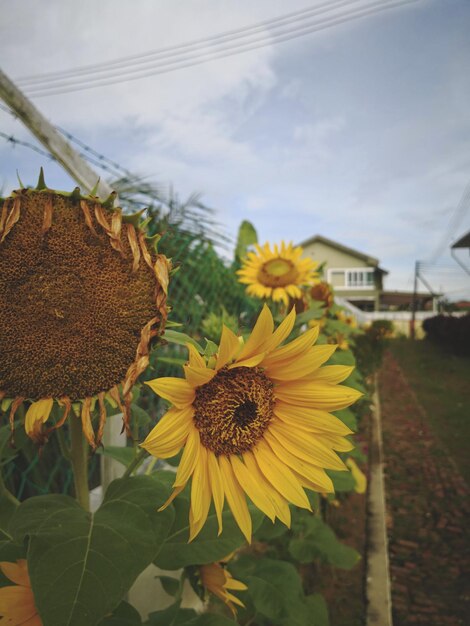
[14,0,372,85]
[18,0,419,98]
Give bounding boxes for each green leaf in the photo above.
[185,615,237,626]
[146,601,198,626]
[294,303,324,326]
[245,575,284,620]
[233,558,316,625]
[289,515,360,570]
[305,594,329,626]
[157,575,181,596]
[97,601,142,625]
[254,516,289,541]
[234,220,258,262]
[0,495,18,540]
[163,330,203,353]
[155,491,263,569]
[332,408,358,432]
[96,445,136,467]
[327,469,356,492]
[11,475,175,626]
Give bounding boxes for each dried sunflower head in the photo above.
[0,172,170,448]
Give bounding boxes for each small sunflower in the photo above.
[0,173,170,447]
[237,241,318,306]
[0,559,42,626]
[142,306,361,542]
[199,557,247,615]
[310,281,334,309]
[336,310,358,329]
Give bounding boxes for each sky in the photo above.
[1,0,469,300]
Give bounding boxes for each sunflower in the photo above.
[141,305,361,542]
[199,556,247,615]
[310,281,334,309]
[237,241,318,306]
[0,173,170,447]
[0,559,42,626]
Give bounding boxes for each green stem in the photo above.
[122,448,148,479]
[56,425,71,461]
[0,473,20,507]
[69,416,90,511]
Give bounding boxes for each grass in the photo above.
[389,338,470,484]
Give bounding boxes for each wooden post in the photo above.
[0,67,111,196]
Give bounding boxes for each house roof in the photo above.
[298,234,388,274]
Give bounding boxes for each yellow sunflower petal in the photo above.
[0,586,37,621]
[275,381,362,411]
[237,304,274,361]
[269,419,346,471]
[224,577,248,591]
[272,287,289,306]
[207,451,225,535]
[186,343,205,368]
[24,398,53,436]
[262,326,320,367]
[264,430,335,492]
[216,325,241,370]
[183,365,216,387]
[321,433,355,452]
[258,307,296,354]
[265,344,337,380]
[228,352,265,369]
[230,455,276,522]
[0,560,30,587]
[219,455,252,543]
[242,451,292,527]
[145,377,195,407]
[346,458,367,494]
[274,402,353,435]
[173,426,200,487]
[304,365,354,384]
[253,440,311,510]
[140,406,193,457]
[189,446,211,541]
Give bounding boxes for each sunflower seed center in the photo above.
[193,366,274,455]
[257,258,300,287]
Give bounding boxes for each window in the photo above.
[346,270,374,288]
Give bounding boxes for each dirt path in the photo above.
[378,351,470,625]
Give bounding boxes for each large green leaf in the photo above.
[0,494,17,540]
[232,557,320,626]
[185,616,237,626]
[155,491,263,570]
[234,220,258,263]
[289,514,360,570]
[98,601,142,626]
[10,475,175,626]
[163,330,203,353]
[146,601,198,626]
[96,445,137,467]
[327,469,356,492]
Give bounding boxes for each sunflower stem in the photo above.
[69,416,90,511]
[0,473,19,507]
[122,447,148,479]
[55,422,71,461]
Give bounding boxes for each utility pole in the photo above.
[0,67,111,196]
[0,66,122,499]
[410,261,418,340]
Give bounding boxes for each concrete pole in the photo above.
[0,67,111,196]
